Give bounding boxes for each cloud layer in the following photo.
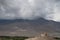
[0,0,60,22]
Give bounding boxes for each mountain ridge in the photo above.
[0,18,60,36]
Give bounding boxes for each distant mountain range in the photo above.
[0,18,60,37]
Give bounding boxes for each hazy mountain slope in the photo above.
[0,18,60,36]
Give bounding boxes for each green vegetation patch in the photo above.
[0,36,28,40]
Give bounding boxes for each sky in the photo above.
[0,0,60,22]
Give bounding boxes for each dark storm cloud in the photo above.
[0,0,60,21]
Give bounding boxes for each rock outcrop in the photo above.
[25,32,56,40]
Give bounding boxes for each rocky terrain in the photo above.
[25,32,56,40]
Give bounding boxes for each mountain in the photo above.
[0,18,60,37]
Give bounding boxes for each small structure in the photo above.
[25,32,56,40]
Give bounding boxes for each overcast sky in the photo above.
[0,0,60,22]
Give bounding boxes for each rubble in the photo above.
[25,32,56,40]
